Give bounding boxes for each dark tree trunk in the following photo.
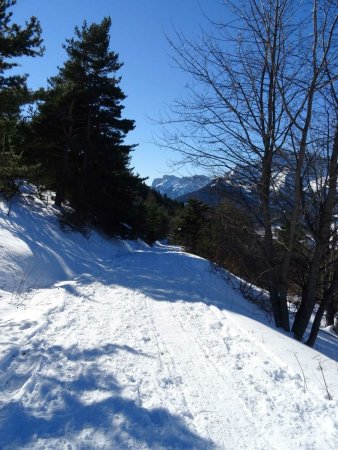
[55,145,69,207]
[306,259,338,347]
[326,296,336,327]
[305,299,327,347]
[54,100,74,207]
[293,125,338,342]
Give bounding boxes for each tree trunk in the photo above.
[306,259,338,346]
[55,144,69,207]
[305,298,327,347]
[293,125,338,341]
[55,99,74,207]
[326,296,336,327]
[259,151,288,329]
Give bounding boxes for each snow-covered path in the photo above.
[0,196,337,449]
[1,242,337,449]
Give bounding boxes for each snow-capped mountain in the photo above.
[151,159,299,205]
[151,174,212,199]
[176,153,333,208]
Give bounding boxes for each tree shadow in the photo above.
[0,342,214,449]
[1,197,128,292]
[75,245,338,362]
[3,199,336,363]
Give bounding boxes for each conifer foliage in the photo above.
[0,0,43,197]
[30,18,141,234]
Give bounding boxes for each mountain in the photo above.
[176,176,253,206]
[151,162,298,206]
[176,171,261,208]
[0,189,337,449]
[151,174,212,199]
[177,154,332,210]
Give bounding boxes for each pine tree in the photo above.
[27,84,78,204]
[0,117,29,199]
[142,191,170,244]
[30,18,141,234]
[0,0,43,197]
[173,199,210,253]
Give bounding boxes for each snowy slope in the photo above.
[152,175,212,199]
[0,192,337,450]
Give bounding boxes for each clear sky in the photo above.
[12,0,227,184]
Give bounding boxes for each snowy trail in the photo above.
[142,298,274,450]
[0,233,337,448]
[0,244,337,449]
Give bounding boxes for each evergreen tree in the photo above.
[0,132,28,199]
[142,190,170,244]
[0,0,43,197]
[173,199,210,253]
[27,84,79,204]
[30,18,141,234]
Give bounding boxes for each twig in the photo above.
[294,353,308,393]
[319,362,332,400]
[11,263,34,307]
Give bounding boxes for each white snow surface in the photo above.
[0,193,337,450]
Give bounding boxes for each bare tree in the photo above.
[297,120,338,344]
[161,0,337,336]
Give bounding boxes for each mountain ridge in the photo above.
[151,174,212,199]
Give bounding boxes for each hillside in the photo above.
[0,191,337,449]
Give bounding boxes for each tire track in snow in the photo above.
[145,298,274,450]
[128,293,209,445]
[2,244,337,449]
[177,301,337,450]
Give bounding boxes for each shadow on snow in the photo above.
[71,245,338,362]
[0,342,214,449]
[5,198,337,362]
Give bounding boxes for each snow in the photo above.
[152,175,212,199]
[0,193,337,449]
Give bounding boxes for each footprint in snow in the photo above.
[160,376,183,388]
[209,321,223,330]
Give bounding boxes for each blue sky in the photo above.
[13,0,227,184]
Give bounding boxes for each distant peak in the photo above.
[152,174,212,199]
